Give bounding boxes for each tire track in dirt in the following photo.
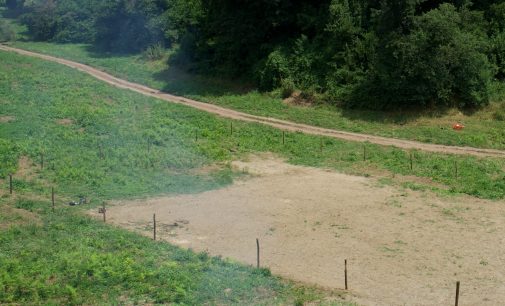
[2,44,504,158]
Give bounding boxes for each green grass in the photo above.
[2,19,505,150]
[1,198,351,305]
[1,51,505,201]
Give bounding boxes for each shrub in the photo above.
[0,20,15,42]
[257,49,291,91]
[352,4,492,110]
[143,42,165,61]
[280,78,296,99]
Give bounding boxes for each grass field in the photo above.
[0,52,358,305]
[4,35,505,150]
[1,51,505,201]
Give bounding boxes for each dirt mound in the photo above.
[94,155,505,305]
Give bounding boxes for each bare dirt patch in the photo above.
[16,156,38,181]
[56,118,74,125]
[93,155,505,305]
[0,115,15,123]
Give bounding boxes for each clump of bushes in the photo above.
[143,42,165,61]
[0,20,15,42]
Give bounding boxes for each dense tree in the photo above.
[4,0,505,110]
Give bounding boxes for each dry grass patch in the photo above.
[0,204,41,230]
[0,115,15,123]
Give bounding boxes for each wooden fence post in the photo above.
[9,174,12,195]
[153,213,157,241]
[51,187,55,213]
[345,259,348,290]
[455,281,460,306]
[256,238,260,268]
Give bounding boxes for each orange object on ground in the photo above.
[452,123,465,130]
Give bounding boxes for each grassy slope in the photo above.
[0,52,353,305]
[6,38,505,150]
[0,199,291,305]
[1,51,505,200]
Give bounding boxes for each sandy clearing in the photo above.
[91,155,505,306]
[1,44,505,158]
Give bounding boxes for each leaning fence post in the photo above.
[256,238,260,268]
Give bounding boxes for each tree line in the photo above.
[4,0,505,110]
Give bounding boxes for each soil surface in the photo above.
[92,155,505,306]
[0,115,15,123]
[2,44,505,158]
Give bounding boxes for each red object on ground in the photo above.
[452,123,465,131]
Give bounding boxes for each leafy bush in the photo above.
[0,20,15,42]
[143,42,165,61]
[280,78,296,99]
[258,49,291,91]
[352,4,492,110]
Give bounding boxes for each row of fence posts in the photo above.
[4,173,463,305]
[4,123,462,303]
[113,206,461,304]
[18,123,461,181]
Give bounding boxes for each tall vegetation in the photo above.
[4,0,505,110]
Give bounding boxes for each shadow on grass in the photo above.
[153,67,253,97]
[83,44,253,97]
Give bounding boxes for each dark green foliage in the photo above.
[94,0,166,52]
[0,19,14,41]
[356,3,492,109]
[4,0,505,109]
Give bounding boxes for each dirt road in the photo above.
[97,155,505,306]
[2,44,504,158]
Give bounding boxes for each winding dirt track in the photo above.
[2,44,504,158]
